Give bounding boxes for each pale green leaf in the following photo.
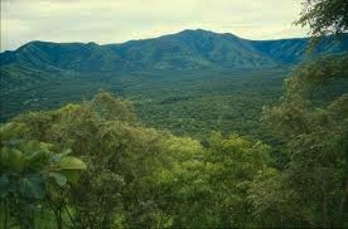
[58,156,87,170]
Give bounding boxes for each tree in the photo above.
[10,91,185,228]
[253,1,348,225]
[296,0,348,36]
[204,133,272,228]
[257,45,348,228]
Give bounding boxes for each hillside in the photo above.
[1,29,348,130]
[1,29,347,72]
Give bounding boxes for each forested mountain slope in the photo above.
[1,29,347,72]
[1,30,348,132]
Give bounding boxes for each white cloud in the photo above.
[0,0,308,51]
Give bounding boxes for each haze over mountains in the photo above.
[1,29,348,73]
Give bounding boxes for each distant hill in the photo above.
[1,29,348,123]
[1,29,347,72]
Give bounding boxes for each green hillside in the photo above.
[1,30,347,72]
[1,30,347,134]
[1,0,348,227]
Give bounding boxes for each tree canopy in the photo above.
[296,0,348,36]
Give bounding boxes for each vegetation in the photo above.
[1,0,348,228]
[1,70,347,227]
[0,67,289,139]
[1,92,273,228]
[259,55,348,227]
[296,0,348,36]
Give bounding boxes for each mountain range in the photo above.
[1,29,348,73]
[1,29,348,123]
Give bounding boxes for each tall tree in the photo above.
[251,1,348,227]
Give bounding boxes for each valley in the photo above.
[1,29,347,137]
[1,27,348,228]
[1,67,288,138]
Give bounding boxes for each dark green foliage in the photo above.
[284,54,348,96]
[255,54,348,228]
[0,10,348,228]
[1,71,347,228]
[296,0,348,36]
[0,122,86,228]
[0,67,288,140]
[0,91,278,228]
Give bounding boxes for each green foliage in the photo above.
[0,121,86,228]
[1,67,288,140]
[205,133,272,227]
[284,54,348,97]
[296,0,348,36]
[258,53,348,227]
[1,70,347,228]
[1,91,283,228]
[0,5,346,229]
[1,2,348,228]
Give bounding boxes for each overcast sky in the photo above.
[1,0,308,51]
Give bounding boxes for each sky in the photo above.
[0,0,309,51]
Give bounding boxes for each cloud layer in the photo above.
[1,0,308,51]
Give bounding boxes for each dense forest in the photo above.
[1,0,348,228]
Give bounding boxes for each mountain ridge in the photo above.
[1,29,348,72]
